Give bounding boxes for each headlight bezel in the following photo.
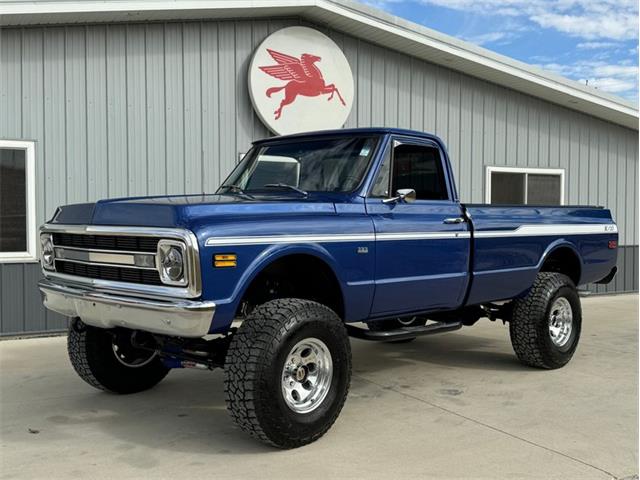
[40,233,55,271]
[156,239,188,287]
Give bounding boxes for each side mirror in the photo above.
[382,188,416,204]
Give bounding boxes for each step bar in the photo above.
[346,321,463,342]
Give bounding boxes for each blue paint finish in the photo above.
[464,204,617,304]
[49,128,618,336]
[366,199,470,314]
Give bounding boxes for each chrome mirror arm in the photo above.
[382,188,417,204]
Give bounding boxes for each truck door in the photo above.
[365,138,471,316]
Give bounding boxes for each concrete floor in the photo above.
[0,294,637,479]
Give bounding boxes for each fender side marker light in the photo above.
[214,254,237,267]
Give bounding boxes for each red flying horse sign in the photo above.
[259,49,347,120]
[248,27,354,135]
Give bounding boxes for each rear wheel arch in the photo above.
[539,243,582,286]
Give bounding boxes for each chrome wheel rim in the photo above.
[548,297,573,347]
[281,338,333,414]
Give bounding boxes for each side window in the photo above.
[370,148,391,197]
[392,144,448,201]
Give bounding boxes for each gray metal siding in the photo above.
[0,19,637,335]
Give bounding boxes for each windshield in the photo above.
[218,136,379,194]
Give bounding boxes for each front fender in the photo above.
[207,243,347,333]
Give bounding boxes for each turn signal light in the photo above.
[608,240,617,249]
[214,254,237,267]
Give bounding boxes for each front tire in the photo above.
[509,272,582,369]
[67,320,170,394]
[224,298,351,448]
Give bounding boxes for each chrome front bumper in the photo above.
[38,279,215,338]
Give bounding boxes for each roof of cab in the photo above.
[252,127,441,144]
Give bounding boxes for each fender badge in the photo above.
[357,246,368,254]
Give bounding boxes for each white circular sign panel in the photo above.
[248,27,354,136]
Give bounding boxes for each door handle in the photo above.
[443,217,465,224]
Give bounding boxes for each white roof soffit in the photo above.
[1,0,638,130]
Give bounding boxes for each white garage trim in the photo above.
[485,166,566,205]
[0,140,38,263]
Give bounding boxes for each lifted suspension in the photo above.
[112,328,236,370]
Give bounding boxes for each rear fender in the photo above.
[535,239,583,284]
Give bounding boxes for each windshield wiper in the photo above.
[219,184,254,199]
[263,183,308,196]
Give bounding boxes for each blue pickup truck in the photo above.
[38,128,618,448]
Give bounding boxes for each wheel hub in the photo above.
[548,297,573,347]
[281,338,333,414]
[295,366,307,382]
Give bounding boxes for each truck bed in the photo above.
[463,204,618,305]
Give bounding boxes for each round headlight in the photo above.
[41,235,55,270]
[160,246,184,282]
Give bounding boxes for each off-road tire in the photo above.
[224,298,351,449]
[509,272,582,369]
[67,320,170,394]
[368,316,428,343]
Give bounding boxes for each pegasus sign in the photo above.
[249,27,354,135]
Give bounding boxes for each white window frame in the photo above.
[0,140,37,263]
[485,166,565,206]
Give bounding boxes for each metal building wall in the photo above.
[0,18,637,335]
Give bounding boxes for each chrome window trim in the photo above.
[40,224,202,299]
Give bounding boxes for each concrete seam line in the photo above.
[354,374,618,479]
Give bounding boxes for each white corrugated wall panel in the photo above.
[0,18,637,334]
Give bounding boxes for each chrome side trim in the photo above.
[474,223,618,238]
[204,232,472,246]
[39,279,214,338]
[376,232,470,241]
[40,224,202,299]
[206,233,376,246]
[204,223,616,247]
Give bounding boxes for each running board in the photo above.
[346,321,463,342]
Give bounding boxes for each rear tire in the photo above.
[67,320,170,394]
[224,298,351,448]
[509,272,581,369]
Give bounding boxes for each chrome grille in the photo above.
[41,225,202,299]
[55,260,163,285]
[49,232,162,287]
[52,233,159,252]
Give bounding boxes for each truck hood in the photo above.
[50,194,338,228]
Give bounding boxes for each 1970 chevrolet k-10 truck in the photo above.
[38,128,618,448]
